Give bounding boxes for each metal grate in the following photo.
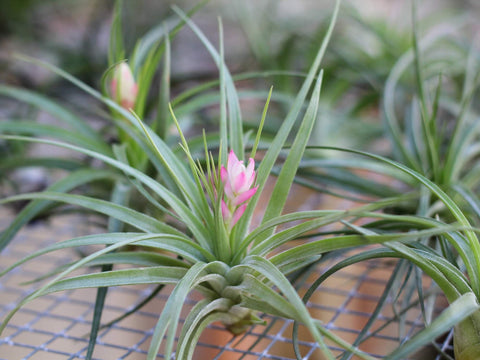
[0,208,454,359]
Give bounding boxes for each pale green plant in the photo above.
[283,3,480,358]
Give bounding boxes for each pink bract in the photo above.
[220,150,257,228]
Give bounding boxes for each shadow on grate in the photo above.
[0,208,454,360]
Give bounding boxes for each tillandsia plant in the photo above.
[0,2,380,358]
[288,3,480,359]
[291,2,478,204]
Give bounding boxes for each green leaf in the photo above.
[298,157,412,198]
[86,281,108,360]
[107,179,131,233]
[386,242,463,302]
[241,256,376,360]
[172,6,244,157]
[0,85,105,147]
[0,191,176,234]
[342,220,467,302]
[0,231,202,336]
[274,255,322,276]
[234,274,299,319]
[43,266,187,294]
[410,1,439,179]
[131,0,209,116]
[132,113,213,250]
[250,86,272,159]
[453,184,480,220]
[235,0,340,240]
[442,43,480,185]
[0,156,84,172]
[231,256,336,360]
[154,25,171,139]
[412,242,471,294]
[179,312,229,360]
[292,248,401,360]
[87,179,131,360]
[1,232,210,278]
[176,298,233,359]
[23,252,189,285]
[233,196,415,263]
[218,17,228,162]
[1,135,213,252]
[261,70,323,227]
[10,57,204,218]
[0,169,118,253]
[251,212,455,258]
[383,37,433,170]
[147,261,209,360]
[0,120,110,155]
[386,293,480,360]
[83,252,189,268]
[108,0,125,65]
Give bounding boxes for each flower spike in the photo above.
[220,150,257,228]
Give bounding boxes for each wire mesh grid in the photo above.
[0,207,454,360]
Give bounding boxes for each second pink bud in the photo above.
[110,62,138,110]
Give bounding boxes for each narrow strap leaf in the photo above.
[260,70,323,231]
[0,85,104,144]
[86,179,132,360]
[235,0,341,239]
[0,120,111,155]
[232,256,336,360]
[176,298,233,359]
[42,266,187,295]
[86,283,108,360]
[172,6,244,157]
[147,262,208,360]
[386,293,480,360]
[1,135,213,251]
[309,145,480,297]
[0,232,196,336]
[0,191,175,234]
[0,169,118,253]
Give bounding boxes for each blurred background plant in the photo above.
[288,1,480,207]
[3,0,479,195]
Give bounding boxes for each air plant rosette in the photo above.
[1,1,480,359]
[0,2,374,358]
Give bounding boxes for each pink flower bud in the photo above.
[110,62,138,109]
[220,150,257,228]
[221,151,257,204]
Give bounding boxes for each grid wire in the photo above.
[0,207,454,359]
